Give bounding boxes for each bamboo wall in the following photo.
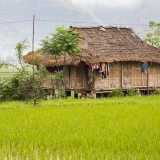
[94,62,160,90]
[43,61,160,91]
[64,62,87,90]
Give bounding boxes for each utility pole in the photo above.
[32,15,36,105]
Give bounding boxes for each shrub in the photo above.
[135,90,141,96]
[151,88,160,95]
[127,88,136,96]
[0,39,48,102]
[55,86,66,98]
[109,88,124,97]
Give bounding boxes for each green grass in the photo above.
[0,67,19,79]
[0,66,32,79]
[0,96,160,159]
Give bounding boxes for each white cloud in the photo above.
[72,0,144,8]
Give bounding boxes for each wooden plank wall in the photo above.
[94,62,160,90]
[64,62,87,90]
[110,62,121,88]
[76,62,85,89]
[63,66,70,89]
[94,62,121,90]
[94,68,110,89]
[149,63,160,87]
[43,61,160,91]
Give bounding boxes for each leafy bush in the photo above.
[151,88,160,95]
[135,90,142,96]
[127,88,136,96]
[55,86,66,98]
[0,67,46,101]
[0,39,48,102]
[109,88,124,97]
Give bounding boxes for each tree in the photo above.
[39,26,82,98]
[40,26,81,58]
[143,21,160,49]
[0,39,48,101]
[15,38,29,68]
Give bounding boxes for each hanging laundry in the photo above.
[88,68,93,77]
[99,63,103,72]
[91,65,94,71]
[93,64,96,70]
[141,62,148,72]
[93,64,99,69]
[102,63,107,79]
[106,63,110,75]
[108,64,110,72]
[99,63,106,72]
[102,63,105,72]
[88,77,93,84]
[102,71,106,79]
[105,63,108,73]
[87,68,93,84]
[88,65,92,69]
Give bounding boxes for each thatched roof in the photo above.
[23,26,160,67]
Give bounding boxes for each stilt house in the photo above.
[24,26,160,97]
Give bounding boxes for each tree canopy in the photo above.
[40,26,81,58]
[143,21,160,49]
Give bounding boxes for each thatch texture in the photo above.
[24,50,81,66]
[23,26,160,67]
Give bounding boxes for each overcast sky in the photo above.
[72,0,147,8]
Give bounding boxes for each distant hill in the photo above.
[0,0,160,60]
[0,0,101,60]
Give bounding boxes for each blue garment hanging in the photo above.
[141,62,148,72]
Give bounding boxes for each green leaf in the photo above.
[40,25,81,57]
[143,21,160,49]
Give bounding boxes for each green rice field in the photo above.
[0,65,32,79]
[0,96,160,159]
[0,67,19,79]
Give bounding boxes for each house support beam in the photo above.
[147,72,149,95]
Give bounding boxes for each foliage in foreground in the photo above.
[0,96,160,159]
[0,39,48,101]
[143,20,160,49]
[109,88,124,97]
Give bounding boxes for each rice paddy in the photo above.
[0,95,160,159]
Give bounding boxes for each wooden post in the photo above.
[94,92,97,99]
[108,67,110,89]
[121,62,123,89]
[147,72,149,95]
[68,66,70,88]
[50,73,55,98]
[83,64,84,88]
[75,66,76,89]
[93,70,95,89]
